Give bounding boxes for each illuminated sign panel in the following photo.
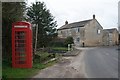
[14,26,27,28]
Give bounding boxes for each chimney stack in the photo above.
[93,14,95,19]
[65,20,68,25]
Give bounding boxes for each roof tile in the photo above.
[58,19,92,30]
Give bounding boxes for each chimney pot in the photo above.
[65,20,68,25]
[93,14,95,19]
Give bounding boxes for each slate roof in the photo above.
[58,19,93,30]
[104,28,117,33]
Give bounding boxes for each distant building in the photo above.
[103,28,119,46]
[118,1,120,33]
[102,30,109,46]
[57,15,103,47]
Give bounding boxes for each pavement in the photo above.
[32,46,119,78]
[33,49,85,78]
[62,49,81,56]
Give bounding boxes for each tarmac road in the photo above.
[82,46,118,78]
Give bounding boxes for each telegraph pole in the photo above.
[33,0,39,54]
[34,24,38,54]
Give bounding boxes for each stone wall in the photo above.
[84,19,103,46]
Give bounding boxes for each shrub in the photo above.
[64,36,74,47]
[48,37,65,47]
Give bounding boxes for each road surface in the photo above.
[81,46,118,78]
[33,46,118,78]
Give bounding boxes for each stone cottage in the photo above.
[103,28,119,46]
[102,30,109,46]
[57,15,103,47]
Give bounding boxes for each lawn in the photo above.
[2,52,57,79]
[3,66,37,78]
[2,60,57,79]
[2,47,66,79]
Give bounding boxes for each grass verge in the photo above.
[52,47,68,51]
[2,52,57,79]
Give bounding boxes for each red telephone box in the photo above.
[12,21,32,68]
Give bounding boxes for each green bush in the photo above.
[64,36,74,47]
[49,41,65,47]
[34,52,56,63]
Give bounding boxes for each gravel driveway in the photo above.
[33,50,86,78]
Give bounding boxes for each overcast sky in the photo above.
[27,0,120,29]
